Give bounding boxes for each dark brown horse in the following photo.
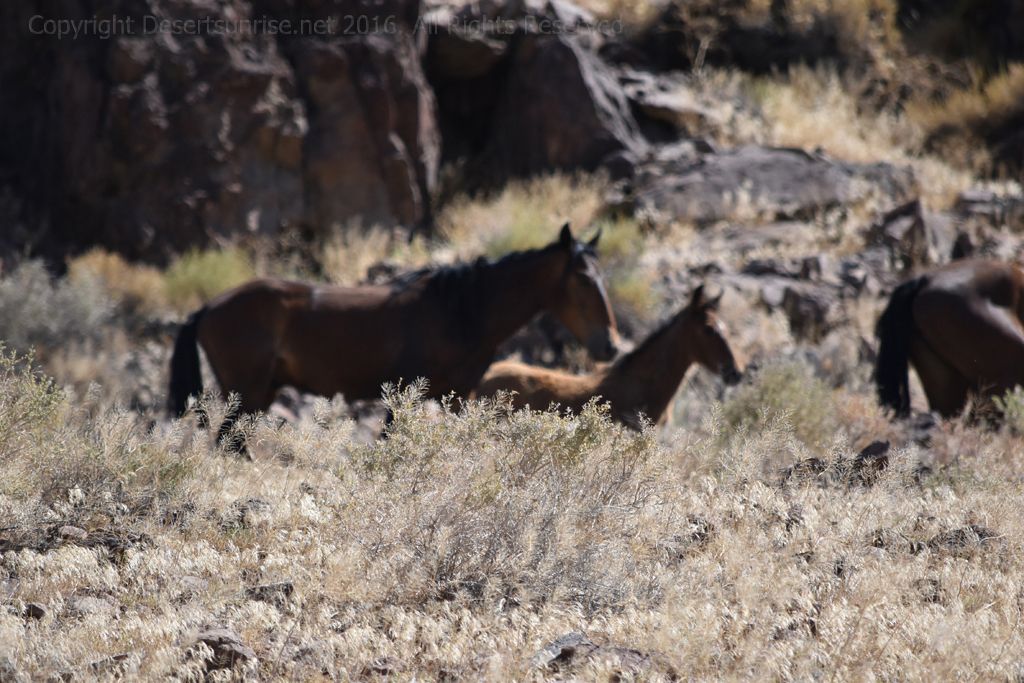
[875,258,1024,418]
[168,224,620,442]
[474,285,742,428]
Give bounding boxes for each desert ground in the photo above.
[2,0,1024,680]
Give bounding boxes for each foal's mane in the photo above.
[608,305,689,374]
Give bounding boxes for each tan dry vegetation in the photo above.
[906,63,1024,175]
[2,66,1023,675]
[437,173,608,258]
[746,0,901,51]
[66,247,256,315]
[909,64,1024,132]
[746,66,974,208]
[68,250,169,313]
[576,0,662,28]
[319,226,433,286]
[2,347,1024,679]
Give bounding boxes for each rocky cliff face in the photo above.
[1,0,1018,263]
[0,0,438,262]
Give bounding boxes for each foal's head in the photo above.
[682,285,741,385]
[546,223,620,361]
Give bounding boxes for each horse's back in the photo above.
[205,278,401,315]
[200,278,311,341]
[912,259,1024,389]
[915,259,1024,333]
[207,277,312,307]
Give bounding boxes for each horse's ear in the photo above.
[559,222,573,248]
[689,284,706,308]
[586,227,602,250]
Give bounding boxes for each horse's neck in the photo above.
[475,250,563,348]
[601,313,693,422]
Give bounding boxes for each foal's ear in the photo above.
[586,227,602,250]
[559,222,574,248]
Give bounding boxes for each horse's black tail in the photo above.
[168,307,207,417]
[874,277,925,417]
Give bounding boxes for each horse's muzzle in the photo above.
[722,367,742,386]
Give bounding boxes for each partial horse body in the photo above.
[168,224,620,443]
[474,285,742,428]
[875,258,1024,418]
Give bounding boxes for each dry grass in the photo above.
[3,43,1022,675]
[918,64,1024,127]
[752,65,973,207]
[0,261,111,358]
[437,174,607,258]
[576,0,662,27]
[720,360,837,450]
[66,247,259,315]
[745,0,900,52]
[2,342,1024,679]
[318,225,433,286]
[594,217,660,324]
[757,66,911,163]
[3,205,1024,679]
[907,63,1024,174]
[68,250,168,313]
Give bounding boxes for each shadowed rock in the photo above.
[532,632,676,679]
[928,525,1002,558]
[483,33,647,182]
[0,0,438,262]
[194,627,257,671]
[868,199,954,273]
[246,581,295,607]
[633,146,915,225]
[22,603,47,620]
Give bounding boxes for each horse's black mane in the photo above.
[388,246,555,340]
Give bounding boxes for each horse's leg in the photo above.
[216,375,279,455]
[207,347,282,455]
[909,336,970,418]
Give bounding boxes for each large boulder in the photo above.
[290,34,439,233]
[866,199,954,273]
[631,145,915,225]
[483,33,646,180]
[619,70,722,142]
[0,0,438,263]
[423,0,646,185]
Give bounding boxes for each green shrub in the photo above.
[995,387,1024,433]
[596,217,658,323]
[0,347,62,466]
[437,173,607,259]
[163,247,254,311]
[720,360,837,449]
